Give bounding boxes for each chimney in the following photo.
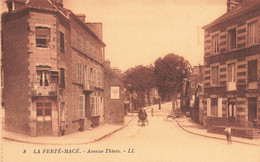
[85,23,103,40]
[227,0,243,12]
[6,0,26,12]
[75,14,86,23]
[105,60,111,67]
[50,0,63,7]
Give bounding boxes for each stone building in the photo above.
[2,0,106,136]
[104,63,125,124]
[202,0,260,138]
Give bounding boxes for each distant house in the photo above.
[181,65,204,123]
[104,61,125,124]
[202,0,260,138]
[2,0,106,136]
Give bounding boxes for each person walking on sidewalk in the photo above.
[224,124,232,144]
[151,108,154,117]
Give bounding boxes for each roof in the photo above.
[6,0,26,3]
[26,0,56,10]
[203,0,260,29]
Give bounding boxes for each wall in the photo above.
[2,11,30,135]
[104,66,124,124]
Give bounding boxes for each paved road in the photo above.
[2,103,260,162]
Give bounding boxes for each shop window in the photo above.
[248,60,257,82]
[36,27,50,48]
[211,98,218,117]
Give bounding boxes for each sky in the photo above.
[63,0,227,71]
[1,0,228,71]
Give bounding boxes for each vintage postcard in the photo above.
[1,0,260,162]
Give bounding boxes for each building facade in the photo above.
[202,0,260,130]
[104,64,125,124]
[2,0,106,136]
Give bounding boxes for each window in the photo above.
[212,66,218,85]
[82,37,86,54]
[84,65,87,86]
[60,68,65,88]
[91,96,100,116]
[36,27,50,48]
[211,98,218,116]
[98,70,102,87]
[60,32,65,53]
[228,29,236,50]
[93,68,97,86]
[78,63,82,83]
[212,34,219,54]
[248,60,257,82]
[248,21,258,45]
[38,71,49,86]
[87,66,91,85]
[228,63,235,82]
[77,32,82,51]
[78,95,85,119]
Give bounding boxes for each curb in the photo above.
[175,118,260,147]
[2,115,138,145]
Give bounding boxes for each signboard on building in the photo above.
[111,86,120,99]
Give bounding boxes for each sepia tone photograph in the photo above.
[0,0,260,161]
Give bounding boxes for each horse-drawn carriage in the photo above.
[138,108,148,126]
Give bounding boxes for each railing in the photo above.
[240,119,254,139]
[206,117,254,138]
[31,83,57,96]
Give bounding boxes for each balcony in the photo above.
[31,83,57,97]
[83,84,94,94]
[227,82,236,91]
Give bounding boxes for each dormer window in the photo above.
[36,27,50,48]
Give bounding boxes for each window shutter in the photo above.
[218,98,222,117]
[59,102,62,126]
[79,95,85,119]
[207,98,211,116]
[65,102,69,124]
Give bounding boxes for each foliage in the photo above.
[124,65,155,107]
[154,53,191,101]
[124,65,155,93]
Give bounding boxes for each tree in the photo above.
[124,65,155,108]
[154,53,191,102]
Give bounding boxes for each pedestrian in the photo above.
[224,124,232,144]
[151,108,154,117]
[143,109,148,125]
[158,104,161,110]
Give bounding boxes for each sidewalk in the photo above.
[175,117,260,146]
[2,114,137,145]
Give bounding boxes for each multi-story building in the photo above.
[2,0,106,136]
[202,0,260,134]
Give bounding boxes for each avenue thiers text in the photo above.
[31,148,135,154]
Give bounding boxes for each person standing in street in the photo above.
[224,124,232,144]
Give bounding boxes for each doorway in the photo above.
[36,102,52,135]
[248,98,257,126]
[228,98,236,124]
